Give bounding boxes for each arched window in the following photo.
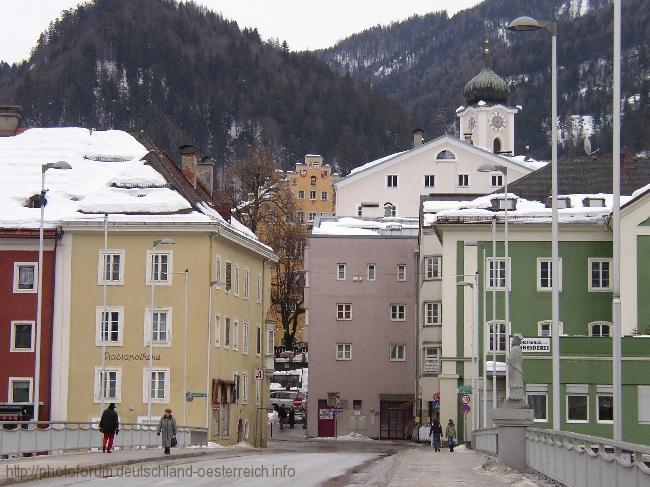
[589,321,612,337]
[436,150,456,160]
[493,138,502,153]
[384,202,396,217]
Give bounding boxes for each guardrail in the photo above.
[472,428,499,455]
[0,422,208,457]
[526,428,650,487]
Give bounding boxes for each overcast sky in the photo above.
[1,0,483,64]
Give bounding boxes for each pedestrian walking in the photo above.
[288,407,295,429]
[445,419,457,452]
[278,405,287,430]
[429,419,442,451]
[99,403,119,453]
[157,408,177,454]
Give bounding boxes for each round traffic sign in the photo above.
[461,403,471,414]
[433,392,440,401]
[461,394,471,405]
[432,400,440,411]
[293,397,303,408]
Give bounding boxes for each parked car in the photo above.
[269,390,306,411]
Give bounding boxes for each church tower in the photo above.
[457,41,518,155]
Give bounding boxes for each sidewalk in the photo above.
[0,446,245,486]
[346,444,548,487]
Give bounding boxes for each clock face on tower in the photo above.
[489,112,507,132]
[467,116,476,133]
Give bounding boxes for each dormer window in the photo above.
[583,197,606,208]
[491,197,517,211]
[436,150,456,160]
[545,197,571,209]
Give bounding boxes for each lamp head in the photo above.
[477,164,507,175]
[42,161,72,173]
[456,281,474,288]
[508,16,541,31]
[153,238,175,247]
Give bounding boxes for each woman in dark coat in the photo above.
[99,403,119,453]
[157,408,177,454]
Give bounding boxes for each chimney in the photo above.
[214,204,231,223]
[0,105,22,137]
[197,156,214,195]
[413,128,424,148]
[179,145,197,188]
[463,133,473,145]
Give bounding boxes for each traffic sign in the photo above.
[460,394,471,405]
[458,385,472,394]
[255,369,264,380]
[433,392,440,401]
[461,403,471,414]
[330,406,344,413]
[432,400,440,411]
[293,397,303,408]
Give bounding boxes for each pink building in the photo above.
[305,217,417,439]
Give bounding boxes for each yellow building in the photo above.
[42,130,277,447]
[286,154,340,225]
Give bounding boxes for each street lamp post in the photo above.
[478,164,510,400]
[34,161,72,422]
[508,15,560,431]
[457,272,479,432]
[147,238,175,424]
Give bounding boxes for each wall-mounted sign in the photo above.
[511,337,551,353]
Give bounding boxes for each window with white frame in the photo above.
[386,175,398,188]
[255,378,261,405]
[98,250,125,284]
[423,302,441,325]
[225,261,232,291]
[566,384,589,422]
[10,321,34,351]
[367,264,376,281]
[224,317,231,348]
[215,256,222,288]
[589,321,612,337]
[298,212,305,224]
[13,263,37,293]
[266,327,274,356]
[96,307,124,346]
[397,264,406,281]
[423,347,440,373]
[491,174,504,187]
[336,343,352,360]
[243,269,249,300]
[234,264,240,296]
[146,252,172,284]
[144,368,169,402]
[242,322,249,354]
[384,202,396,217]
[94,367,121,403]
[337,263,346,280]
[526,384,548,422]
[337,303,352,320]
[424,175,435,188]
[638,386,650,424]
[589,258,612,291]
[537,320,563,337]
[424,256,442,280]
[389,344,405,361]
[390,304,406,321]
[144,308,172,346]
[233,320,239,351]
[214,314,221,347]
[256,274,262,303]
[457,174,469,187]
[596,385,613,423]
[321,191,328,200]
[298,190,305,199]
[537,258,562,291]
[436,150,455,160]
[308,212,317,222]
[486,258,509,290]
[9,377,32,403]
[241,372,249,403]
[309,190,316,200]
[256,325,262,355]
[488,321,508,352]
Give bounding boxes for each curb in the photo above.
[0,449,231,486]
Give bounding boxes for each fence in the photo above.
[0,422,208,457]
[526,428,650,487]
[472,428,499,455]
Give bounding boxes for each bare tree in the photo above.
[217,144,279,234]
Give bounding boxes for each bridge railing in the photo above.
[0,422,208,457]
[472,428,498,455]
[526,428,650,487]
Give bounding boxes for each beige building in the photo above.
[286,154,340,225]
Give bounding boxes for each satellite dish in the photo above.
[583,136,600,156]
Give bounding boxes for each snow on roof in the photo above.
[348,150,408,176]
[313,216,418,236]
[422,192,633,226]
[509,155,547,171]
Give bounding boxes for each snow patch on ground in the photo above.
[188,441,225,449]
[314,432,374,441]
[234,441,257,449]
